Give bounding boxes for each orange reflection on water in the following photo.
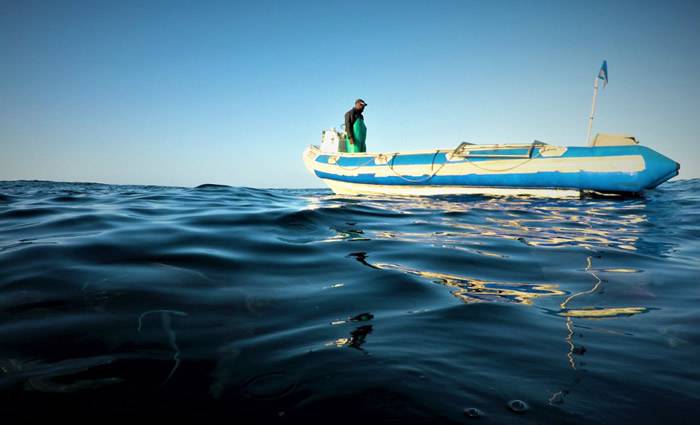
[558,256,648,321]
[363,206,646,252]
[372,262,565,305]
[549,255,649,405]
[309,192,648,253]
[560,307,648,318]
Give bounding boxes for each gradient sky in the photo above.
[1,0,698,187]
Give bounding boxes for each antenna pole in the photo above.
[586,76,600,145]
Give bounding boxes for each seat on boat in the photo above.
[590,133,639,147]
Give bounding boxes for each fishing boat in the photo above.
[304,62,680,198]
[302,133,679,197]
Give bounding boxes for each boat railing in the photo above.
[450,140,547,159]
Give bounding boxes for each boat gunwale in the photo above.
[307,143,549,158]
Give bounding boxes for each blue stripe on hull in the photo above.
[316,145,653,167]
[313,146,679,193]
[315,170,646,192]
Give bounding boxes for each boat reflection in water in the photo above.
[324,192,656,408]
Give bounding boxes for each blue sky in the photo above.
[1,0,698,187]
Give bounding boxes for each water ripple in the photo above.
[0,179,699,423]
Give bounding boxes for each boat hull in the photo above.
[320,179,582,198]
[303,143,679,197]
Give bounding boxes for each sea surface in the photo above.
[1,180,699,424]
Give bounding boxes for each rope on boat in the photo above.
[329,141,540,181]
[462,155,536,172]
[386,149,448,183]
[459,141,542,172]
[332,157,376,171]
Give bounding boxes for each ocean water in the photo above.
[1,180,699,424]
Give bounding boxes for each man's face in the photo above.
[355,102,366,112]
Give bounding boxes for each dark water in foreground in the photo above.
[1,180,699,424]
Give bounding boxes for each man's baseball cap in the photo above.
[355,98,367,106]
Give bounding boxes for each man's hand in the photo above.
[349,138,355,145]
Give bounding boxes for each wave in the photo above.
[0,179,698,423]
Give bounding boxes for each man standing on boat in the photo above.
[344,99,367,153]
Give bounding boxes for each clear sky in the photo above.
[1,0,698,187]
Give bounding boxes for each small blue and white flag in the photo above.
[598,60,608,88]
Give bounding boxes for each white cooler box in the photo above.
[320,129,347,153]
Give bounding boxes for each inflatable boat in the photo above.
[302,133,679,197]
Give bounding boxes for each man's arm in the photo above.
[344,110,354,144]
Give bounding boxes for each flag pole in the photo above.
[586,74,600,145]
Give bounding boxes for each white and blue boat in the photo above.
[303,133,679,197]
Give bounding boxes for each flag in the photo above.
[598,60,608,88]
